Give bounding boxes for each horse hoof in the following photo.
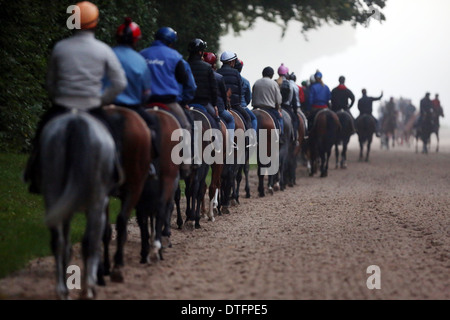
[184,220,195,230]
[273,183,280,191]
[195,223,201,229]
[150,250,160,264]
[320,172,328,178]
[245,194,251,199]
[268,187,274,195]
[97,276,106,286]
[80,287,96,300]
[110,268,124,283]
[213,207,218,216]
[222,206,230,215]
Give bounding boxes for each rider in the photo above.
[432,93,445,126]
[187,38,222,152]
[140,26,194,172]
[203,52,237,150]
[417,92,434,128]
[252,66,283,135]
[234,58,257,146]
[277,63,298,140]
[357,89,383,137]
[331,76,356,133]
[217,51,253,133]
[108,17,159,177]
[24,1,127,194]
[307,71,331,134]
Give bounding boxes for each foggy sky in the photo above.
[220,0,450,125]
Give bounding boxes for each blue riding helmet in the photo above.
[155,27,178,45]
[315,71,323,79]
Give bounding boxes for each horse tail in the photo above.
[326,110,340,142]
[44,115,114,228]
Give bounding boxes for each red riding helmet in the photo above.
[203,52,217,66]
[116,17,142,45]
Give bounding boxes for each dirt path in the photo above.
[1,130,449,300]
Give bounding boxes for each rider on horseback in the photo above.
[140,26,194,173]
[24,1,127,194]
[277,63,299,141]
[331,76,356,133]
[217,51,253,134]
[307,71,331,135]
[108,17,160,177]
[252,66,284,135]
[235,58,258,147]
[416,92,434,129]
[357,89,383,137]
[203,52,237,151]
[187,38,222,153]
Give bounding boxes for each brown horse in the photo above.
[101,105,151,283]
[135,105,182,264]
[202,119,228,221]
[308,109,341,177]
[285,111,306,187]
[252,108,278,197]
[219,109,246,214]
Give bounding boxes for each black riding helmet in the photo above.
[188,38,207,54]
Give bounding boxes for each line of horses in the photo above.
[36,101,424,299]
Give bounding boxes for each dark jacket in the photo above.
[188,55,217,106]
[214,72,228,112]
[217,64,242,107]
[358,94,382,115]
[331,84,355,112]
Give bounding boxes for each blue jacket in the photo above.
[241,76,252,107]
[309,82,331,108]
[177,59,197,105]
[140,40,183,99]
[107,45,151,106]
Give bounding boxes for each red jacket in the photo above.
[297,85,305,104]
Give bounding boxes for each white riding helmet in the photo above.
[220,51,237,62]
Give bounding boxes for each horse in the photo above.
[219,109,246,214]
[252,108,291,196]
[201,119,228,221]
[175,106,215,229]
[284,110,306,187]
[230,109,251,205]
[39,111,122,300]
[430,108,444,152]
[308,109,341,177]
[334,110,354,169]
[415,111,434,154]
[380,112,397,150]
[356,113,376,162]
[101,106,152,284]
[277,109,294,190]
[135,105,181,264]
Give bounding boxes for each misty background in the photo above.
[220,0,450,126]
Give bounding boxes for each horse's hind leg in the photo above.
[366,139,372,162]
[80,197,107,300]
[136,206,150,264]
[436,133,439,152]
[244,162,251,198]
[50,226,70,300]
[175,184,183,229]
[335,144,339,169]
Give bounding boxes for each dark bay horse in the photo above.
[135,106,181,264]
[356,114,376,162]
[102,106,152,283]
[381,112,397,150]
[40,111,122,299]
[175,107,215,229]
[277,109,294,190]
[308,109,340,177]
[415,112,434,154]
[230,109,251,204]
[334,110,354,169]
[252,108,289,196]
[285,110,306,187]
[219,109,247,213]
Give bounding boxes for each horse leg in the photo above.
[359,140,364,161]
[320,150,327,178]
[233,165,243,205]
[110,195,132,283]
[335,144,339,169]
[436,132,439,153]
[366,139,372,162]
[341,141,348,169]
[80,197,107,300]
[174,184,183,229]
[244,161,251,198]
[257,165,265,197]
[50,226,70,300]
[97,205,111,286]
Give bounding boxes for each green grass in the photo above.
[0,154,256,279]
[0,153,121,279]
